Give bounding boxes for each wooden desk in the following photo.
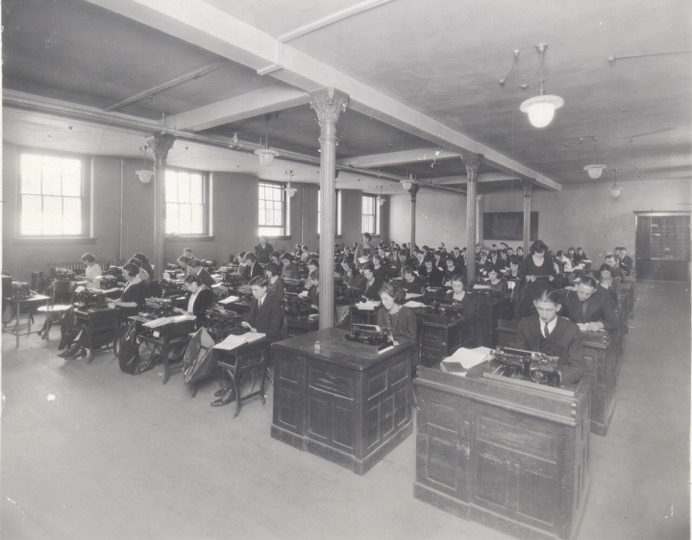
[414,365,590,540]
[286,314,319,336]
[415,312,475,367]
[130,316,197,383]
[74,307,119,363]
[3,295,50,348]
[473,294,507,348]
[581,330,617,436]
[271,328,413,475]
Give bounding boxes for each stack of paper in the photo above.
[213,331,266,351]
[218,295,240,305]
[442,346,492,370]
[404,300,426,308]
[142,314,196,329]
[355,301,380,311]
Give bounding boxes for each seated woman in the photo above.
[281,253,298,280]
[108,262,147,312]
[187,259,216,289]
[342,260,365,290]
[133,252,155,278]
[371,254,388,281]
[307,258,319,277]
[264,263,285,301]
[300,245,311,263]
[183,274,214,328]
[81,252,102,290]
[444,274,477,319]
[126,257,149,282]
[514,289,585,385]
[341,246,354,264]
[376,281,418,368]
[306,270,319,310]
[242,253,264,283]
[418,256,444,287]
[443,258,459,285]
[270,251,282,266]
[401,265,424,294]
[597,263,618,303]
[361,262,383,301]
[487,268,509,296]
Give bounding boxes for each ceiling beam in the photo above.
[82,0,562,192]
[430,173,522,185]
[104,60,228,112]
[167,85,308,132]
[337,148,460,168]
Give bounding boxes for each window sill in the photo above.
[165,235,215,243]
[13,237,96,246]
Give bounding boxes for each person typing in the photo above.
[560,276,619,332]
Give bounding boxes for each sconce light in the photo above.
[376,186,385,207]
[136,143,154,184]
[285,170,297,198]
[400,174,415,192]
[519,43,564,128]
[255,114,279,167]
[584,163,607,179]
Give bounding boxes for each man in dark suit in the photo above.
[241,253,264,283]
[604,253,626,281]
[254,236,273,264]
[560,276,619,332]
[515,289,585,385]
[616,247,634,275]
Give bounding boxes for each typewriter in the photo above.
[283,278,305,294]
[344,324,393,350]
[284,293,312,318]
[221,271,244,288]
[471,282,504,298]
[73,288,109,310]
[50,267,77,281]
[159,279,186,299]
[10,281,32,300]
[204,306,244,341]
[335,284,363,306]
[142,298,178,318]
[419,301,465,323]
[492,347,561,387]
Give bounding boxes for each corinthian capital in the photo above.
[520,177,534,197]
[309,88,349,125]
[461,153,484,181]
[147,133,176,162]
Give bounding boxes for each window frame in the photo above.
[361,194,380,236]
[17,150,90,239]
[164,167,211,237]
[258,180,290,238]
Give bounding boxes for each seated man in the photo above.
[604,253,626,280]
[515,290,585,385]
[560,276,619,332]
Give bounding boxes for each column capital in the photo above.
[147,133,176,165]
[461,153,484,181]
[408,183,420,202]
[309,88,349,126]
[520,177,534,197]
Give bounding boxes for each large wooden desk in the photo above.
[581,330,617,436]
[271,328,413,475]
[473,294,509,348]
[415,312,475,367]
[414,365,590,540]
[74,307,119,363]
[286,314,319,336]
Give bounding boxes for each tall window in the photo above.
[258,181,288,237]
[165,169,208,235]
[362,194,380,235]
[317,189,342,236]
[19,152,85,236]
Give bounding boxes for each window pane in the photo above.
[165,171,178,203]
[274,209,282,226]
[63,197,82,234]
[43,196,63,235]
[191,205,203,233]
[179,204,191,234]
[42,157,62,196]
[190,174,203,204]
[21,195,42,235]
[21,154,42,194]
[166,203,179,234]
[178,173,190,203]
[61,159,81,197]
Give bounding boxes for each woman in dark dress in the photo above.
[183,274,214,328]
[401,265,424,294]
[444,274,477,320]
[281,254,298,280]
[342,260,365,290]
[419,256,444,287]
[264,263,285,301]
[371,254,388,281]
[516,240,556,318]
[109,262,147,311]
[376,281,417,347]
[361,262,383,301]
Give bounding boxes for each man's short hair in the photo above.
[579,276,599,289]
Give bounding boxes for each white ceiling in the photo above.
[3,0,691,195]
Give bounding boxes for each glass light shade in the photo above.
[285,185,297,198]
[610,186,622,198]
[584,164,607,179]
[376,195,385,207]
[400,179,414,192]
[254,148,278,167]
[519,95,564,128]
[136,170,154,184]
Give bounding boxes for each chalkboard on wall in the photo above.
[483,212,538,241]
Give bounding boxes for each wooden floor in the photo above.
[1,281,689,540]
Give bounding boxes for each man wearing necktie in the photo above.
[241,275,284,338]
[560,276,619,333]
[515,289,585,385]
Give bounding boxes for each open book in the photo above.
[142,314,196,329]
[441,346,493,375]
[213,331,266,351]
[218,295,240,305]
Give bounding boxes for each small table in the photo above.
[214,337,272,417]
[130,316,197,383]
[3,295,50,347]
[74,307,120,363]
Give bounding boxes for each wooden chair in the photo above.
[37,280,77,340]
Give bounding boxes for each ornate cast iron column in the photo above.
[521,178,533,254]
[462,153,483,284]
[149,133,175,280]
[409,183,420,250]
[309,88,349,329]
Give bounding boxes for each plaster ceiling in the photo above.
[2,0,690,196]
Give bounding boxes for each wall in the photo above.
[481,178,691,262]
[389,190,467,249]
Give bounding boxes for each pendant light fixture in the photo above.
[376,185,385,207]
[584,163,607,179]
[520,43,564,128]
[609,169,623,198]
[135,143,154,184]
[285,169,297,198]
[254,114,279,167]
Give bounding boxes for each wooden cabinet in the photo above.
[581,330,617,436]
[414,366,590,540]
[416,313,475,367]
[271,328,413,475]
[474,295,508,347]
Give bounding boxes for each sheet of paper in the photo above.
[445,346,492,370]
[218,295,240,305]
[213,331,265,351]
[405,292,423,299]
[404,300,426,308]
[355,301,380,311]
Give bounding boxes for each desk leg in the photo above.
[86,324,96,363]
[162,338,171,384]
[232,365,242,418]
[14,304,20,348]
